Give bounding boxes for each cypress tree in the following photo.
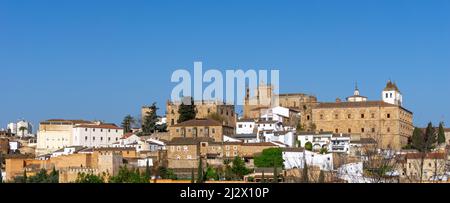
[438,122,446,145]
[191,168,195,183]
[197,157,203,183]
[145,159,152,183]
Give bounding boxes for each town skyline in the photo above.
[2,0,450,128]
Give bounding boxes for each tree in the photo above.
[191,168,195,183]
[254,148,283,168]
[305,142,313,151]
[158,166,177,180]
[197,158,204,183]
[19,126,28,137]
[178,97,196,123]
[205,167,219,181]
[319,148,328,155]
[144,159,152,182]
[121,115,135,134]
[26,168,59,183]
[273,166,278,183]
[302,162,309,183]
[76,173,105,183]
[142,103,159,134]
[261,171,265,183]
[109,167,148,183]
[411,127,425,151]
[318,170,325,183]
[48,167,59,183]
[438,122,446,145]
[231,156,250,180]
[207,112,225,123]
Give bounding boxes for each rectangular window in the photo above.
[348,128,352,133]
[387,114,391,118]
[361,114,365,119]
[361,128,365,133]
[372,128,375,133]
[348,114,351,119]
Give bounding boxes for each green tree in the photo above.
[144,159,152,182]
[254,148,283,168]
[158,166,177,180]
[27,169,49,183]
[191,168,195,183]
[318,170,325,183]
[177,97,196,123]
[205,167,219,181]
[109,167,148,183]
[76,173,105,183]
[411,127,425,151]
[438,122,446,145]
[261,171,265,183]
[207,112,225,123]
[121,115,135,134]
[305,142,313,151]
[197,158,204,183]
[231,156,250,180]
[19,126,28,137]
[142,103,159,134]
[319,148,328,154]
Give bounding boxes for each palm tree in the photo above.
[19,126,28,137]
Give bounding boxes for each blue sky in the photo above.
[1,0,449,130]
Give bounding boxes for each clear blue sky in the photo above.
[1,0,449,130]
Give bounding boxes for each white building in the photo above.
[297,132,351,154]
[282,148,333,171]
[7,120,34,137]
[382,80,403,106]
[236,119,256,134]
[37,119,123,155]
[72,124,123,148]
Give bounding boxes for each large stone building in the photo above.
[166,99,236,128]
[168,119,234,142]
[4,148,125,182]
[36,119,124,156]
[312,81,414,150]
[166,137,278,178]
[243,84,318,130]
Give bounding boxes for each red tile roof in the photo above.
[75,124,122,130]
[173,119,223,127]
[405,152,446,160]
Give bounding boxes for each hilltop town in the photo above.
[1,81,449,183]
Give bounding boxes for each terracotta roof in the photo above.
[384,81,400,92]
[173,119,223,127]
[406,153,446,160]
[445,128,450,133]
[41,119,93,124]
[122,133,135,139]
[93,147,135,151]
[75,124,122,130]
